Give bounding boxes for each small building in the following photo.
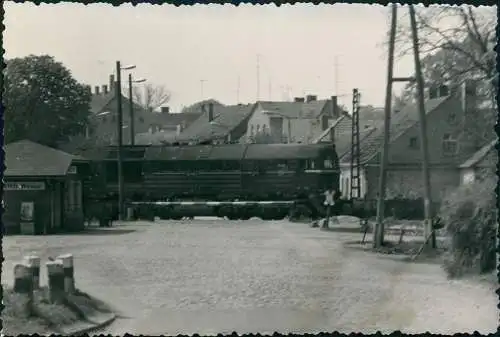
[245,95,345,144]
[175,103,257,145]
[4,140,89,235]
[459,139,497,184]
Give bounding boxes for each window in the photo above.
[409,137,419,149]
[442,133,458,155]
[323,159,334,169]
[250,124,254,136]
[139,117,145,123]
[256,124,261,133]
[262,124,268,134]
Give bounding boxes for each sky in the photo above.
[5,2,427,112]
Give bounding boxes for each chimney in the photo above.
[102,84,108,94]
[208,102,214,122]
[439,84,449,97]
[161,106,170,114]
[428,86,438,99]
[94,86,100,95]
[331,96,338,117]
[306,95,317,103]
[109,74,115,92]
[294,97,305,103]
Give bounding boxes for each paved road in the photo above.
[2,218,497,335]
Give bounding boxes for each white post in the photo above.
[57,254,75,294]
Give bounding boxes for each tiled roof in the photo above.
[90,92,115,114]
[341,96,450,164]
[135,130,178,145]
[175,103,256,143]
[152,112,202,127]
[5,140,86,177]
[259,100,328,119]
[459,139,498,168]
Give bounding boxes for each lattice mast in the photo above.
[350,88,361,199]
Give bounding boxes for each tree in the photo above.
[3,55,91,147]
[132,83,171,112]
[390,5,496,144]
[393,5,496,104]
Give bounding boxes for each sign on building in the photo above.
[5,182,46,191]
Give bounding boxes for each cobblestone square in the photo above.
[3,218,497,335]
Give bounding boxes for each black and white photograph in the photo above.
[1,1,498,335]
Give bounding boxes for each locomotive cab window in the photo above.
[323,159,334,169]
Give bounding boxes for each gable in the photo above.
[341,96,451,164]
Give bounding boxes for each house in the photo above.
[134,106,203,145]
[174,103,257,144]
[4,140,89,234]
[245,95,345,144]
[85,75,154,145]
[459,138,497,184]
[336,79,492,202]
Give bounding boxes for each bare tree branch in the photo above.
[132,83,172,112]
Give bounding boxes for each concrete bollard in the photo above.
[24,256,41,290]
[46,260,65,303]
[56,254,75,294]
[14,263,33,294]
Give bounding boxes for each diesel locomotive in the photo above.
[81,142,348,220]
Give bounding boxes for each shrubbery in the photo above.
[439,173,497,278]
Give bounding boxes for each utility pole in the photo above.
[373,4,397,248]
[409,4,434,249]
[128,73,134,146]
[115,61,124,221]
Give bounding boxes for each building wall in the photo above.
[339,166,368,199]
[246,103,336,144]
[383,95,486,167]
[245,104,272,141]
[364,165,460,201]
[4,180,53,234]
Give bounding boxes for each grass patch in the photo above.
[2,286,113,335]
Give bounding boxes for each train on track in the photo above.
[80,142,363,221]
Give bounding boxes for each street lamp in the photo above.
[115,61,138,221]
[128,74,146,145]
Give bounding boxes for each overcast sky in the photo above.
[5,2,421,111]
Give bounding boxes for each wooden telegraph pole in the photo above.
[409,4,435,249]
[373,4,434,249]
[373,4,397,248]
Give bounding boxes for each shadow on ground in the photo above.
[342,239,446,265]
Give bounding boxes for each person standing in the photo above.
[323,187,336,229]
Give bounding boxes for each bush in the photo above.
[439,174,497,278]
